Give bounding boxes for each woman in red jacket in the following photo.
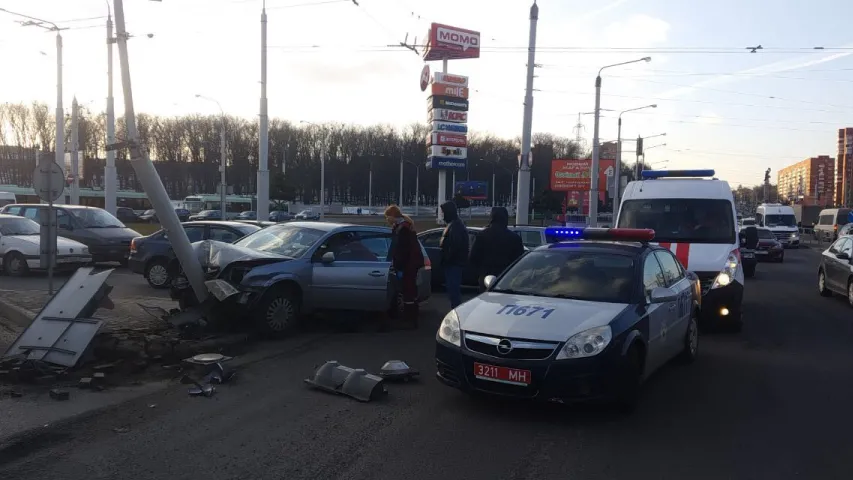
[384,205,423,330]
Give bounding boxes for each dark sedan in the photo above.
[817,234,853,305]
[269,210,292,222]
[418,227,483,288]
[139,208,191,223]
[128,221,260,288]
[188,210,223,221]
[755,227,784,262]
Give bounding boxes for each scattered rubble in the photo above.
[305,361,387,402]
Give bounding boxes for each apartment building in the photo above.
[777,155,835,207]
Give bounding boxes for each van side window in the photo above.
[819,214,833,226]
[755,213,763,225]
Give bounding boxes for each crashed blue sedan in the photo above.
[173,222,431,335]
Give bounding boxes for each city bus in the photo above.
[183,194,254,216]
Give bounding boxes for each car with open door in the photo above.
[817,234,853,306]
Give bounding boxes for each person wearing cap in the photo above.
[385,205,423,330]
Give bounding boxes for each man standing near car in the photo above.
[469,206,525,292]
[439,201,468,309]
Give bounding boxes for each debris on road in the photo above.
[49,388,70,401]
[181,375,216,397]
[304,360,387,402]
[379,360,420,382]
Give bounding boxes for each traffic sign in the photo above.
[420,64,430,92]
[605,165,615,177]
[33,158,65,203]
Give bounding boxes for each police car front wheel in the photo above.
[678,312,699,364]
[615,345,644,413]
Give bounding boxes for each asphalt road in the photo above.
[0,265,166,299]
[2,247,853,479]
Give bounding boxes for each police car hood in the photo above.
[457,292,629,342]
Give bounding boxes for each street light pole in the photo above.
[399,149,403,207]
[105,4,117,215]
[616,104,656,210]
[590,57,651,227]
[257,1,270,221]
[515,0,539,226]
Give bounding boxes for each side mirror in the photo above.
[321,251,336,264]
[837,252,850,260]
[743,226,759,250]
[648,286,677,304]
[483,275,497,290]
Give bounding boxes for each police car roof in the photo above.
[535,240,651,255]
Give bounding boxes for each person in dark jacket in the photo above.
[384,205,423,330]
[469,206,525,291]
[439,201,469,309]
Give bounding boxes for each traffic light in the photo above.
[636,137,644,156]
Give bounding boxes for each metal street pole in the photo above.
[590,57,651,227]
[320,144,325,220]
[492,170,496,208]
[71,97,80,204]
[436,58,449,224]
[368,161,373,208]
[615,104,656,210]
[399,149,403,206]
[256,2,270,221]
[415,165,419,214]
[515,1,538,226]
[105,6,117,215]
[113,0,207,302]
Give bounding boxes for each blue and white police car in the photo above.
[435,227,701,410]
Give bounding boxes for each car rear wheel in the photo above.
[818,270,833,297]
[678,311,699,364]
[144,258,172,289]
[254,285,301,336]
[847,280,853,308]
[3,252,29,277]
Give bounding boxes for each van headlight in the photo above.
[438,310,461,346]
[556,325,612,360]
[791,232,799,239]
[712,251,739,289]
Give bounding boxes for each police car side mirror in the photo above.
[649,286,677,304]
[483,275,497,290]
[321,252,336,264]
[837,252,850,260]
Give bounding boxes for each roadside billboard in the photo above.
[427,95,469,111]
[455,181,488,200]
[432,121,467,134]
[423,23,481,61]
[433,72,469,87]
[430,145,467,159]
[428,108,467,124]
[550,158,615,192]
[426,157,467,169]
[430,83,469,99]
[429,132,467,147]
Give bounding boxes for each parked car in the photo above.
[755,227,784,262]
[814,208,852,243]
[0,204,140,265]
[115,207,139,224]
[128,221,261,288]
[818,234,853,305]
[418,226,483,288]
[169,222,431,335]
[269,210,292,222]
[508,225,560,249]
[139,208,191,223]
[0,214,92,276]
[188,210,223,221]
[294,209,320,221]
[237,211,257,220]
[236,220,277,228]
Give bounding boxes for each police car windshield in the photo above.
[618,199,735,244]
[493,250,635,304]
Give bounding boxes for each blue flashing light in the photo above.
[546,227,585,239]
[640,169,715,179]
[545,227,656,243]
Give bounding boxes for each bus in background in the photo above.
[182,194,254,218]
[0,192,17,208]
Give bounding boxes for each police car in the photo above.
[617,169,743,331]
[435,227,701,410]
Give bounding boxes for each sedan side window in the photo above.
[654,251,685,287]
[419,232,442,248]
[643,255,666,296]
[209,226,240,243]
[829,238,848,254]
[843,239,853,257]
[315,232,379,262]
[23,208,40,220]
[358,232,392,262]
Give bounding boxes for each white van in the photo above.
[755,203,799,248]
[616,169,743,330]
[0,192,16,208]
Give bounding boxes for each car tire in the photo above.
[847,280,853,309]
[615,344,644,413]
[3,251,29,277]
[678,311,699,364]
[778,253,784,263]
[253,284,301,336]
[818,270,833,297]
[144,258,172,289]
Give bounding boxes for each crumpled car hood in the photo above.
[192,240,291,270]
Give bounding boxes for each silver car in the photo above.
[190,222,431,335]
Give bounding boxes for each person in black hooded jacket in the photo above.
[439,201,469,309]
[469,206,525,291]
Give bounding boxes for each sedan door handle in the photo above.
[369,271,386,277]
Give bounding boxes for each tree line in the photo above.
[0,101,591,207]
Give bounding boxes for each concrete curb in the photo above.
[0,296,35,330]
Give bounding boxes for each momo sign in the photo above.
[432,121,468,134]
[429,132,467,147]
[428,108,468,124]
[430,145,467,159]
[433,72,469,88]
[423,23,481,61]
[428,95,469,111]
[431,83,469,99]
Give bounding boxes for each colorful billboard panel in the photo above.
[431,121,468,134]
[455,181,488,200]
[429,132,467,147]
[550,158,615,192]
[428,108,468,124]
[429,145,467,159]
[430,83,469,99]
[433,72,469,88]
[426,157,467,169]
[427,95,469,112]
[423,23,481,61]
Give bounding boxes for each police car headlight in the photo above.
[438,310,461,346]
[556,325,612,360]
[712,251,739,290]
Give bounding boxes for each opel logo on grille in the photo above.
[496,339,513,355]
[69,248,74,253]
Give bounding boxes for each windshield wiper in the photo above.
[490,288,523,295]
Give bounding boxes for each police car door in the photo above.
[654,250,693,358]
[642,253,676,373]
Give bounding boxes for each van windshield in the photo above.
[764,214,796,227]
[618,198,736,244]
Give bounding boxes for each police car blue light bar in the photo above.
[641,169,715,179]
[546,227,656,242]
